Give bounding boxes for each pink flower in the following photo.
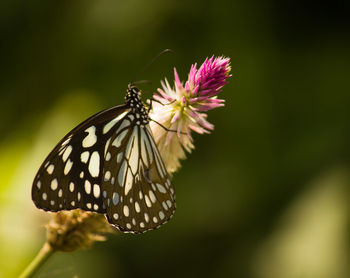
[150,56,231,173]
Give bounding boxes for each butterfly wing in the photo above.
[32,105,130,213]
[32,100,176,233]
[102,118,176,233]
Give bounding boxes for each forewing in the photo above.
[102,121,176,233]
[32,105,130,213]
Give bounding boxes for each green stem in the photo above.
[19,242,55,278]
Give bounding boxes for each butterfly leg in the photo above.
[150,118,187,135]
[147,98,176,113]
[148,98,186,135]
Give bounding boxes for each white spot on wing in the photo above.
[104,171,111,181]
[60,137,71,149]
[144,212,149,223]
[116,118,131,134]
[118,160,127,187]
[123,205,129,217]
[46,164,54,174]
[128,127,139,175]
[149,190,156,203]
[85,180,91,194]
[165,179,171,188]
[142,127,153,164]
[88,151,100,178]
[104,138,111,156]
[145,195,152,207]
[151,183,156,191]
[112,192,119,205]
[51,179,58,190]
[69,182,74,192]
[135,201,140,213]
[64,159,73,175]
[124,169,133,195]
[117,152,123,163]
[103,111,128,134]
[93,184,100,198]
[81,151,89,163]
[156,183,167,193]
[62,145,72,162]
[140,131,149,167]
[125,127,137,160]
[112,129,128,148]
[82,126,97,148]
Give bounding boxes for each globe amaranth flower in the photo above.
[150,56,231,173]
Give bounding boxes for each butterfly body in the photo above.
[32,85,176,233]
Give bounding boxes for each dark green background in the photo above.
[1,0,349,277]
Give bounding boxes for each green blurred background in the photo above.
[1,0,349,277]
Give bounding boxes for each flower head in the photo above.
[150,56,231,173]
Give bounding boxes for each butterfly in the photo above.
[32,84,176,233]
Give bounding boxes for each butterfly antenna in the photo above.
[131,49,173,85]
[132,80,152,86]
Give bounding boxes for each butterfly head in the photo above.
[126,84,141,96]
[125,84,142,104]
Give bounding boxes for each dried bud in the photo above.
[46,210,115,252]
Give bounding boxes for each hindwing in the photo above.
[101,114,175,233]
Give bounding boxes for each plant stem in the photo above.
[19,242,55,278]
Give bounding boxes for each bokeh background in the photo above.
[1,0,349,277]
